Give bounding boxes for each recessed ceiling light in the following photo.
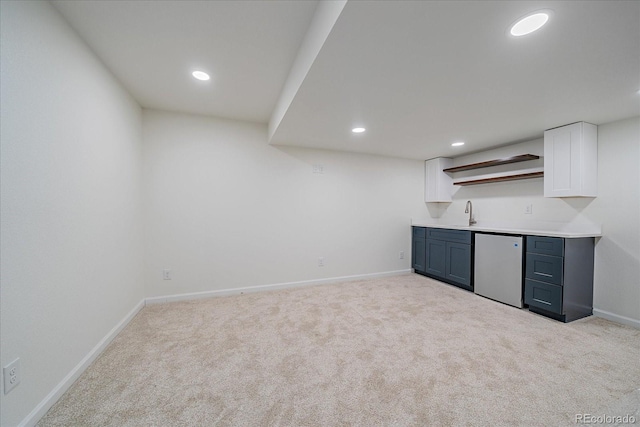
[510,11,550,37]
[192,70,210,81]
[352,127,366,133]
[451,142,465,147]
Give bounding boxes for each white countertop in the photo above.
[410,219,601,238]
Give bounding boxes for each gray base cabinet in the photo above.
[412,227,426,273]
[425,238,446,277]
[524,236,594,322]
[412,227,473,291]
[445,241,472,287]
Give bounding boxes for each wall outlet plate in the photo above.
[3,358,20,394]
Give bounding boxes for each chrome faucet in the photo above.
[465,200,477,226]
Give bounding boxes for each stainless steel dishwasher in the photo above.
[474,233,524,308]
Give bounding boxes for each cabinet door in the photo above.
[412,237,426,273]
[544,122,597,197]
[425,239,446,278]
[425,158,453,202]
[446,242,471,287]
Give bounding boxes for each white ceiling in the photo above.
[53,0,640,160]
[52,0,319,123]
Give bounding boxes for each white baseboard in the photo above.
[593,309,640,329]
[19,299,146,427]
[145,269,412,305]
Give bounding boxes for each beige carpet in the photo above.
[38,274,640,426]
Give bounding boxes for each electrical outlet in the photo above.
[163,269,171,280]
[4,358,20,394]
[525,204,533,214]
[399,251,405,259]
[318,257,325,267]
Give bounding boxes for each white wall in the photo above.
[425,116,640,324]
[0,2,144,425]
[142,110,425,298]
[590,117,640,322]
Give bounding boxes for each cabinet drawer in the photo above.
[427,228,472,244]
[525,279,562,314]
[413,227,426,239]
[526,236,564,256]
[525,253,563,285]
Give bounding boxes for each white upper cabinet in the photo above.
[544,122,598,198]
[425,157,453,202]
